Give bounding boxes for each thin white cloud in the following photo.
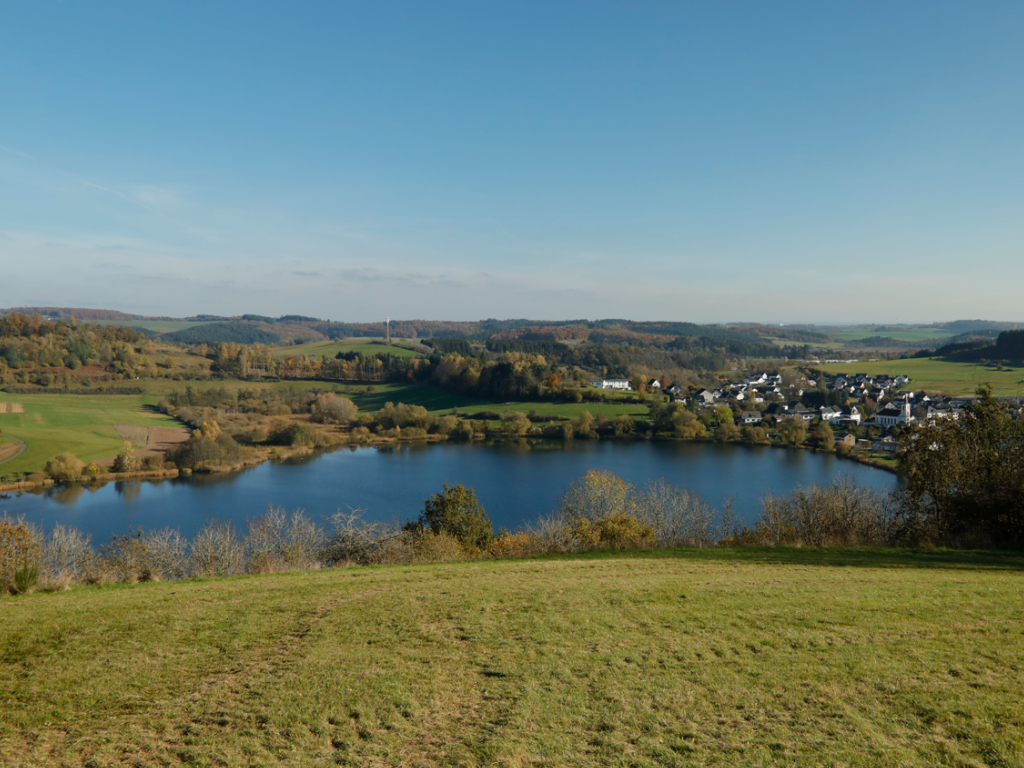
[0,144,33,159]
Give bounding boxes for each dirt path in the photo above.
[0,435,26,465]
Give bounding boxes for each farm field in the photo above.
[807,357,1024,397]
[457,400,648,419]
[824,325,954,344]
[0,432,21,464]
[271,338,421,359]
[0,380,653,473]
[335,383,650,418]
[0,393,181,476]
[1,547,1021,766]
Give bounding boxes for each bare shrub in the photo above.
[244,507,324,573]
[41,524,93,583]
[101,531,156,583]
[190,522,245,577]
[749,477,905,547]
[143,528,190,581]
[635,479,717,547]
[522,514,579,555]
[321,508,410,566]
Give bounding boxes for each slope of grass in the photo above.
[457,400,648,418]
[825,326,953,344]
[808,357,1024,396]
[339,383,650,418]
[272,338,421,359]
[0,393,180,474]
[1,548,1021,766]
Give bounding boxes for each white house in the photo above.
[820,406,841,422]
[741,411,763,424]
[589,379,631,390]
[694,388,716,404]
[875,398,913,427]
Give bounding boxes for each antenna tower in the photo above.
[386,316,391,345]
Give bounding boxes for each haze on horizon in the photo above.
[2,2,1022,325]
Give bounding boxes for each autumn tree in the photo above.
[112,440,140,473]
[813,420,835,451]
[899,386,1024,548]
[777,416,807,447]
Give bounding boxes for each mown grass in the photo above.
[271,338,421,359]
[1,547,1021,767]
[826,326,953,344]
[1,381,653,473]
[0,393,180,475]
[805,357,1024,396]
[457,400,648,419]
[339,383,650,418]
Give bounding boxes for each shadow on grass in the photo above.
[348,383,490,414]
[553,545,1024,572]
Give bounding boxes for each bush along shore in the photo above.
[1,384,899,488]
[3,444,1019,597]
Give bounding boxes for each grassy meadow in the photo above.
[1,547,1022,766]
[808,357,1024,397]
[0,378,655,474]
[0,393,181,476]
[824,325,954,345]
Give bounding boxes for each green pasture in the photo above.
[271,338,420,359]
[334,382,651,418]
[0,392,180,475]
[807,357,1024,396]
[457,400,649,419]
[825,325,953,344]
[2,547,1022,766]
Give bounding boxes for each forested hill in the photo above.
[0,310,826,348]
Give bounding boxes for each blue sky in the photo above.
[2,2,1022,322]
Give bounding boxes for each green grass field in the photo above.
[0,393,181,475]
[458,400,649,419]
[2,547,1021,766]
[808,357,1024,396]
[272,338,421,359]
[338,383,650,418]
[0,380,653,473]
[824,325,954,344]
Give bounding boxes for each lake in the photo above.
[2,440,899,542]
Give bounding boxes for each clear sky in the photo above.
[2,2,1022,323]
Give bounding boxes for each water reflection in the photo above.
[48,484,86,505]
[115,480,143,502]
[6,440,899,544]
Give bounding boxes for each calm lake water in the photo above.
[2,441,899,542]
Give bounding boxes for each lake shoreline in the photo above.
[0,433,898,496]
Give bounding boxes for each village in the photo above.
[589,369,986,454]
